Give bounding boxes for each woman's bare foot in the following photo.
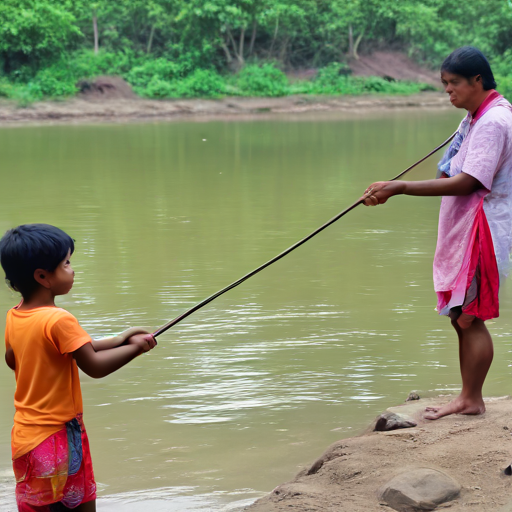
[424,396,485,420]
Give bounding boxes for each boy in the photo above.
[1,223,157,511]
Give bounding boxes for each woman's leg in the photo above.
[74,500,96,512]
[424,314,493,420]
[48,499,96,511]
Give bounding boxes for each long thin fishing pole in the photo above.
[153,131,456,338]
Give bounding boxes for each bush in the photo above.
[497,75,512,102]
[297,63,431,96]
[0,79,13,98]
[172,68,226,98]
[492,50,512,77]
[310,63,355,94]
[234,63,289,97]
[31,67,78,97]
[136,69,226,99]
[142,77,178,99]
[125,58,186,88]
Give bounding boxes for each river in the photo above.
[2,109,512,511]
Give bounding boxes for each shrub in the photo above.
[0,79,13,98]
[492,50,512,77]
[312,62,354,94]
[136,69,226,99]
[235,63,289,97]
[142,77,178,98]
[497,75,512,102]
[175,68,226,98]
[125,58,185,88]
[31,67,78,97]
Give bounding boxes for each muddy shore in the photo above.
[0,91,450,127]
[245,396,512,512]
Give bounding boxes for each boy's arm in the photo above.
[91,327,149,351]
[74,333,157,379]
[5,346,15,371]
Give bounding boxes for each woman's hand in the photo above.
[363,181,406,206]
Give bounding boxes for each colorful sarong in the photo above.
[13,414,96,511]
[436,199,500,320]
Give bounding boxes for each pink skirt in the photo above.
[437,203,500,321]
[13,414,96,511]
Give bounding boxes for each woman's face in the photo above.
[440,71,482,110]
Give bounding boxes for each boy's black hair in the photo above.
[0,224,75,298]
[441,46,497,90]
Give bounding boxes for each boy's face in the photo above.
[50,249,75,295]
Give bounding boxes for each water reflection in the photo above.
[3,110,512,511]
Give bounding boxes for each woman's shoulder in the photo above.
[478,100,512,127]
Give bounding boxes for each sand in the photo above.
[245,396,512,512]
[0,92,450,127]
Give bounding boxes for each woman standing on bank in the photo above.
[364,46,512,420]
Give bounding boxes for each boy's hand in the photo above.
[363,181,405,206]
[127,333,157,354]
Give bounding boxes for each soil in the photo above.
[0,91,450,127]
[245,396,512,512]
[349,51,441,87]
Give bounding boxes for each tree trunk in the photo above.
[238,26,245,63]
[221,40,233,64]
[348,24,353,57]
[93,11,99,54]
[353,30,364,60]
[279,36,289,63]
[270,16,279,56]
[147,24,156,54]
[248,19,257,56]
[227,27,244,67]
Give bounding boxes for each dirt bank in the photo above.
[0,92,450,127]
[350,51,441,87]
[245,396,512,512]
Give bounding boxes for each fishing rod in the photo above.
[152,131,457,338]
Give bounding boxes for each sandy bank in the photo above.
[0,92,449,127]
[245,396,512,511]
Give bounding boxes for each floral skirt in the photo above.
[13,414,96,511]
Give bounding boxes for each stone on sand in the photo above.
[379,468,461,511]
[374,412,417,432]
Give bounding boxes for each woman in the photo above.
[364,46,512,420]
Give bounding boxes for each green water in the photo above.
[2,110,512,511]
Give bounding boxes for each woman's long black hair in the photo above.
[441,46,497,90]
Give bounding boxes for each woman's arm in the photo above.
[363,172,483,206]
[74,333,157,379]
[5,347,15,371]
[91,327,149,351]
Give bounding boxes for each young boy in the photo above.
[1,223,157,511]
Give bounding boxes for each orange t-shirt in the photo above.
[5,306,91,459]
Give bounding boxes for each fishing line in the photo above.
[152,131,456,338]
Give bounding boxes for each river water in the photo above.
[2,110,512,511]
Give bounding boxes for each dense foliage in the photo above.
[0,0,511,102]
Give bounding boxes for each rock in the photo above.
[77,76,137,100]
[407,391,421,401]
[374,412,417,432]
[379,468,461,511]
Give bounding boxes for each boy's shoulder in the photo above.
[7,306,77,327]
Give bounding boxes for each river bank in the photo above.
[0,91,450,126]
[245,395,512,511]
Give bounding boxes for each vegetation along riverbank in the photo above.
[1,1,512,106]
